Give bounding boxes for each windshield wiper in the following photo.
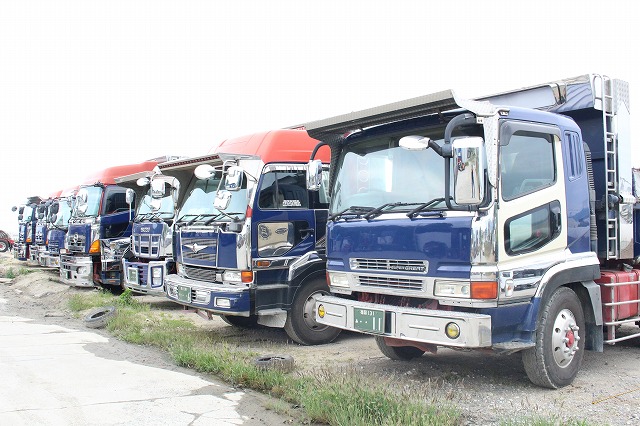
[329,206,373,221]
[406,198,447,219]
[363,202,424,220]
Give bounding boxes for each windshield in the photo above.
[331,137,450,214]
[23,206,35,222]
[137,190,175,219]
[72,186,103,217]
[52,199,73,227]
[178,171,248,223]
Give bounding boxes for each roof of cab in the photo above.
[211,129,330,163]
[81,161,159,186]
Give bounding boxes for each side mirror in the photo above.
[213,190,232,210]
[194,164,216,180]
[11,206,17,212]
[306,160,323,191]
[50,202,59,215]
[225,166,244,191]
[18,206,24,215]
[50,214,58,224]
[452,137,485,205]
[18,214,23,221]
[125,188,135,205]
[171,180,180,205]
[150,178,165,198]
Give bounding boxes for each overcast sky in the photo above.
[0,0,637,235]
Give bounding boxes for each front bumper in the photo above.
[39,250,61,268]
[27,245,40,265]
[123,259,172,296]
[315,295,492,348]
[13,244,27,261]
[165,273,251,316]
[60,254,94,287]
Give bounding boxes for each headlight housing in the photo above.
[328,271,350,288]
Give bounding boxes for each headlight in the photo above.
[223,270,242,283]
[150,267,162,285]
[176,262,184,276]
[434,280,470,298]
[328,271,350,288]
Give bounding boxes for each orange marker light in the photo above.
[241,271,254,283]
[470,281,498,299]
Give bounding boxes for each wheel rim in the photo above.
[0,242,6,251]
[302,290,329,332]
[551,308,580,368]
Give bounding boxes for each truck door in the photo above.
[496,121,567,300]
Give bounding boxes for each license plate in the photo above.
[177,285,191,303]
[353,307,385,334]
[127,267,139,285]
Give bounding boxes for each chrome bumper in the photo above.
[315,295,492,348]
[122,259,170,296]
[60,255,94,287]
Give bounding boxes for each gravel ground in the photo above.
[2,252,640,425]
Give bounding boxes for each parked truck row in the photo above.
[8,73,640,387]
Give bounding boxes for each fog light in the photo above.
[318,304,325,318]
[445,322,461,339]
[215,297,231,308]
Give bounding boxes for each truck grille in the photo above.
[357,275,424,291]
[181,237,217,263]
[350,258,428,274]
[49,241,60,254]
[35,231,45,244]
[68,235,86,252]
[133,234,161,258]
[184,265,217,282]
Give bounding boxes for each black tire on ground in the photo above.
[284,277,341,345]
[0,240,9,253]
[254,354,294,372]
[522,287,585,389]
[84,306,117,329]
[375,336,425,360]
[220,314,259,328]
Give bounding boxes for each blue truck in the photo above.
[60,161,159,289]
[306,74,640,388]
[115,168,181,295]
[163,130,340,345]
[11,196,42,261]
[37,189,77,268]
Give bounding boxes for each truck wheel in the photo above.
[220,315,259,328]
[522,287,585,389]
[284,278,341,345]
[375,336,425,360]
[0,240,8,253]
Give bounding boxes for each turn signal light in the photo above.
[241,271,254,283]
[89,240,101,254]
[470,281,498,299]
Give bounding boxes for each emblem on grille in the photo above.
[72,233,80,243]
[185,242,208,253]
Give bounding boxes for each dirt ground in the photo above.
[2,252,640,426]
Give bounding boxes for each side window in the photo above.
[501,129,556,200]
[505,201,561,255]
[258,170,309,209]
[566,131,583,180]
[104,189,130,214]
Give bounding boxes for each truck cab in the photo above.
[163,130,340,345]
[60,161,158,289]
[39,190,76,268]
[116,169,180,295]
[28,191,62,266]
[11,197,41,261]
[307,74,639,388]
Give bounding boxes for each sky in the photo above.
[0,0,638,236]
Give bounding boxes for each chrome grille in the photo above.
[133,234,162,258]
[181,236,217,263]
[35,231,45,244]
[49,241,60,254]
[68,235,86,252]
[351,258,428,273]
[184,266,217,282]
[357,275,424,291]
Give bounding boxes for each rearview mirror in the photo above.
[452,137,485,205]
[225,166,244,191]
[125,188,135,205]
[150,178,165,198]
[306,160,323,191]
[213,190,232,210]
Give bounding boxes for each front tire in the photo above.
[284,277,341,345]
[522,287,585,389]
[0,240,9,253]
[375,336,425,360]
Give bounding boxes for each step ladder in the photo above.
[594,75,619,260]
